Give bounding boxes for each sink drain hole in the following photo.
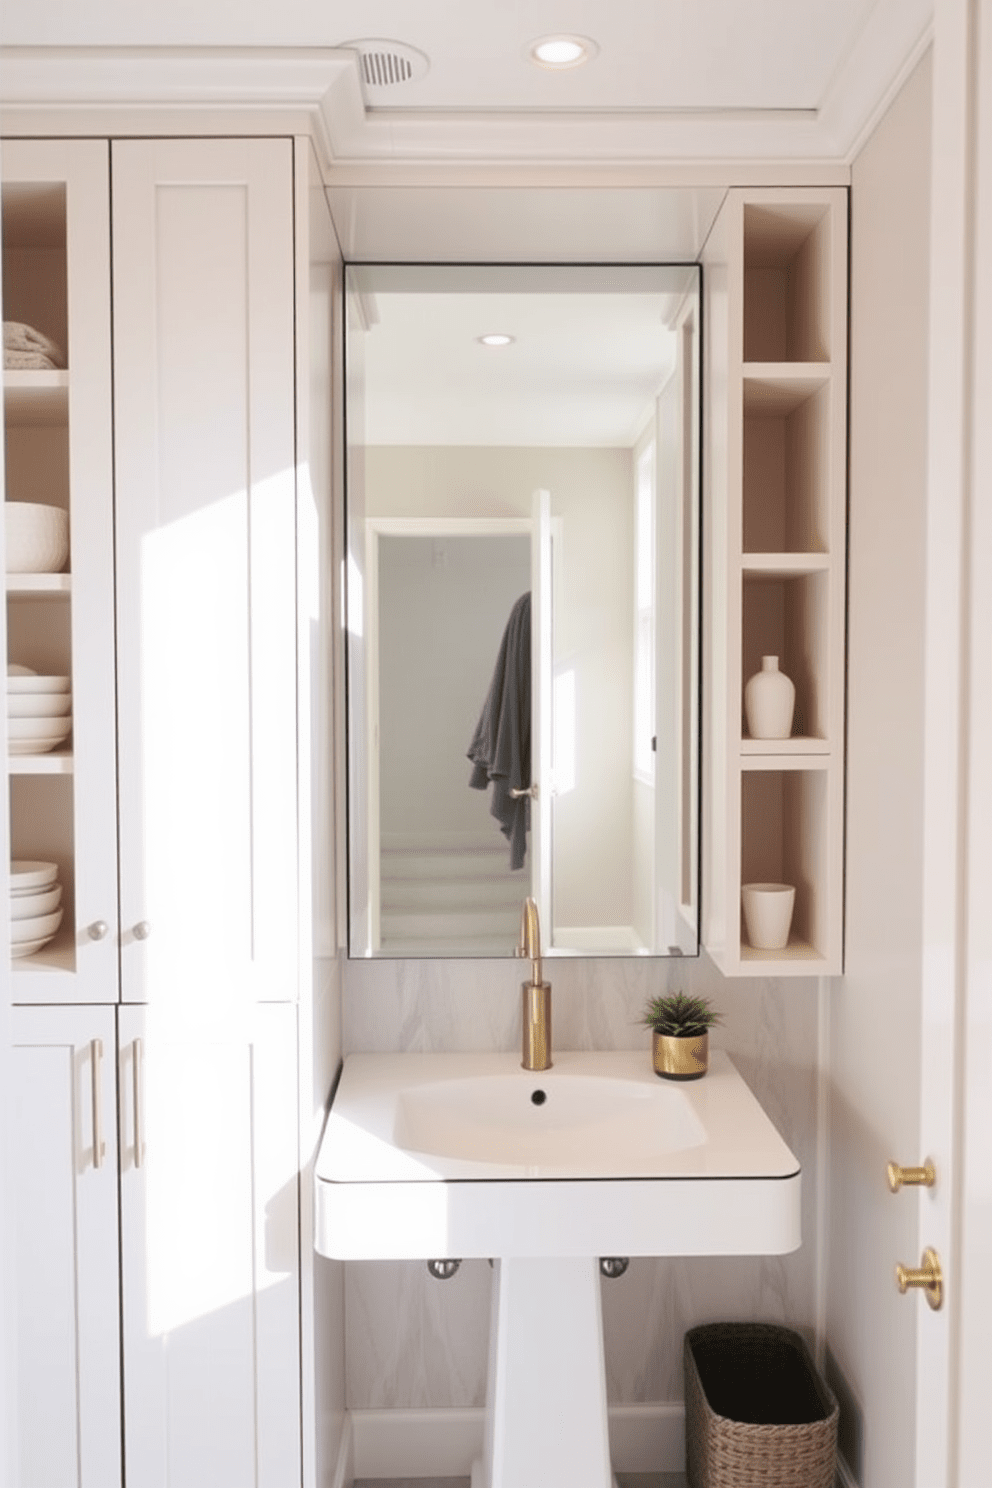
[530,1089,548,1105]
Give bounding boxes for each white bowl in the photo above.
[6,673,71,695]
[10,884,63,919]
[8,716,72,753]
[7,663,35,676]
[4,502,70,574]
[10,860,59,891]
[11,934,56,959]
[11,907,63,942]
[741,882,796,951]
[7,691,72,719]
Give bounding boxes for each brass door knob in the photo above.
[895,1247,943,1310]
[887,1159,935,1193]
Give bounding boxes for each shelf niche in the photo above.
[741,570,829,743]
[742,379,831,554]
[740,765,830,963]
[743,202,833,363]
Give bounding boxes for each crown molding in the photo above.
[0,3,933,175]
[818,0,933,160]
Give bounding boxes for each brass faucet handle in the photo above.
[887,1159,936,1193]
[895,1248,943,1310]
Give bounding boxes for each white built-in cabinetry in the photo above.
[703,188,848,975]
[4,137,302,1488]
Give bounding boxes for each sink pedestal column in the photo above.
[471,1257,613,1488]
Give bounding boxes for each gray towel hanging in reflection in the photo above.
[467,591,531,870]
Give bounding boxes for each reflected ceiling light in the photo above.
[478,333,515,346]
[528,35,598,70]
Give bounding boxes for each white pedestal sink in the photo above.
[314,1050,801,1488]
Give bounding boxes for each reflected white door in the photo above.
[531,488,553,935]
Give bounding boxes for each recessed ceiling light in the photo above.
[478,334,515,347]
[528,35,598,71]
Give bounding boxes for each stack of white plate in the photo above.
[7,664,72,754]
[11,860,64,958]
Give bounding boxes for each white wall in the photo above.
[828,52,932,1488]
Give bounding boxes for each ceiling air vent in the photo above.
[341,39,430,98]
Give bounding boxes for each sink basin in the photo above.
[314,1049,800,1260]
[393,1069,707,1168]
[314,1048,801,1488]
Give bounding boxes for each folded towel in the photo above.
[4,349,61,371]
[4,321,64,369]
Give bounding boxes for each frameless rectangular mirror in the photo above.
[345,263,700,958]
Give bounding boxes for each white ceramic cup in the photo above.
[741,882,796,950]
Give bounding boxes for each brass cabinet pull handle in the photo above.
[91,1038,106,1170]
[133,1037,145,1168]
[509,784,538,799]
[895,1247,943,1310]
[887,1159,936,1192]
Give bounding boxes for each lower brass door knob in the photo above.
[895,1247,943,1310]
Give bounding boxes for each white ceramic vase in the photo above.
[744,655,795,739]
[741,882,796,950]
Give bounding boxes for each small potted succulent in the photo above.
[641,992,721,1081]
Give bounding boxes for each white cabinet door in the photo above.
[118,1002,301,1488]
[4,139,120,1003]
[110,138,298,1008]
[10,1005,122,1488]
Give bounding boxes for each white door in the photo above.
[118,1002,301,1488]
[833,30,977,1486]
[10,1005,121,1488]
[111,138,298,1008]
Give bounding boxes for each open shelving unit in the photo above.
[3,141,117,1001]
[703,188,847,976]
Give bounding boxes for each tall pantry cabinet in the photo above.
[3,138,303,1487]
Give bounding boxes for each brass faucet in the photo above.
[517,897,552,1071]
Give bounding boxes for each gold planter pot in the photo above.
[651,1030,709,1081]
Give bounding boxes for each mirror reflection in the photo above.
[345,263,700,958]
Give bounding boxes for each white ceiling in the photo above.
[0,0,892,110]
[0,0,933,167]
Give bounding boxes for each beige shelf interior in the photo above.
[740,765,830,960]
[3,374,70,426]
[1,180,69,365]
[743,378,832,554]
[742,570,830,742]
[743,202,833,363]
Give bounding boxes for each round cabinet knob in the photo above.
[86,920,109,942]
[132,921,151,942]
[895,1247,944,1310]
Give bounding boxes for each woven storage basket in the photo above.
[684,1323,839,1488]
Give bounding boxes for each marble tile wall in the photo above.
[341,952,822,1410]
